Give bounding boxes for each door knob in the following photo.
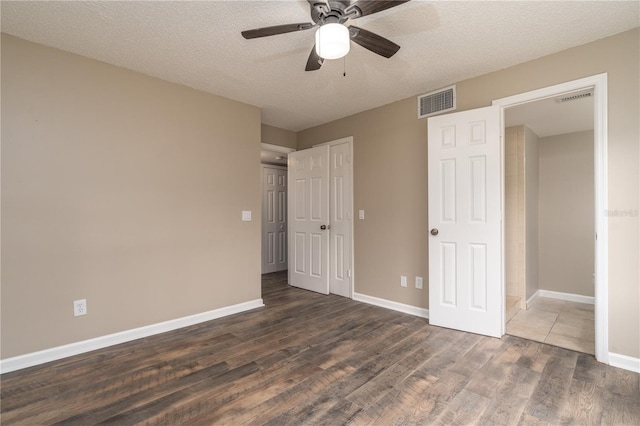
[430,228,439,236]
[320,225,327,230]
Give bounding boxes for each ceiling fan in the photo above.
[241,0,411,71]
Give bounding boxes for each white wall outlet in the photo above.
[401,276,407,287]
[415,276,423,289]
[74,299,87,317]
[241,210,252,221]
[359,210,365,220]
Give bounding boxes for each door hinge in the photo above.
[347,269,352,278]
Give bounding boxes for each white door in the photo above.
[288,146,330,294]
[262,166,287,274]
[329,143,352,297]
[428,106,502,337]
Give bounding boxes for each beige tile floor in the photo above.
[506,296,595,355]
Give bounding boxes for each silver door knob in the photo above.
[430,228,439,236]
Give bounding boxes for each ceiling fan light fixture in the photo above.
[315,23,350,60]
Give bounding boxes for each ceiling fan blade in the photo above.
[349,26,400,58]
[305,45,324,71]
[345,0,411,18]
[241,22,314,39]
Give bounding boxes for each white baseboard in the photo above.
[525,290,539,308]
[608,352,640,373]
[526,289,594,307]
[353,292,429,319]
[0,299,264,374]
[537,289,594,305]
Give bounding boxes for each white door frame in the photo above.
[313,136,355,298]
[492,73,608,363]
[261,142,296,155]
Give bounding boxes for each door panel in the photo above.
[288,146,330,294]
[428,106,502,337]
[310,234,323,276]
[440,242,457,306]
[294,232,305,273]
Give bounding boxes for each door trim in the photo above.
[314,136,355,299]
[261,143,295,154]
[493,73,608,363]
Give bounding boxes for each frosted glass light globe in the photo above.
[315,23,350,60]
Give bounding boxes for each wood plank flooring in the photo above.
[2,271,639,425]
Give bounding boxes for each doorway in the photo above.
[493,73,608,362]
[426,75,608,361]
[262,165,288,274]
[261,143,294,274]
[502,94,595,355]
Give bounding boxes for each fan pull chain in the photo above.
[343,56,347,77]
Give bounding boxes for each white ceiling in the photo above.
[506,90,594,138]
[261,149,290,166]
[2,1,638,132]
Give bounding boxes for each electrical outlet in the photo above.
[74,299,87,317]
[401,276,407,287]
[415,276,423,289]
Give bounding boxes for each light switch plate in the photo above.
[242,211,252,221]
[359,210,365,220]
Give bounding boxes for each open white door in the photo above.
[428,105,502,337]
[288,145,330,294]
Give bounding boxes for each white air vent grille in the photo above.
[418,85,456,118]
[555,91,593,103]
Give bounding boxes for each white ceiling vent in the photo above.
[418,85,456,119]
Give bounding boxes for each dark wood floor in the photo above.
[2,271,639,425]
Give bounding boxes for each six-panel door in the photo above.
[288,145,330,294]
[262,167,287,273]
[428,106,503,338]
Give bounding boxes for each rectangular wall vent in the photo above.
[555,90,592,103]
[418,85,456,118]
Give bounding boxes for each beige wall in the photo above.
[261,124,297,149]
[1,35,262,358]
[298,28,639,358]
[505,126,525,302]
[300,98,429,309]
[524,126,540,301]
[539,130,594,297]
[505,125,539,304]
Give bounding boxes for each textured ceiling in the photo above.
[1,1,638,131]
